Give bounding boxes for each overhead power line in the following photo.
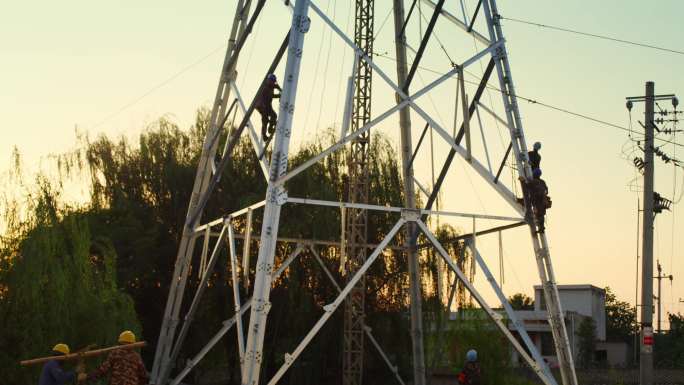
[371,51,683,148]
[90,43,227,130]
[499,16,684,56]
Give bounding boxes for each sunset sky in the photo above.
[3,0,683,328]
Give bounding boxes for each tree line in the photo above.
[0,109,476,384]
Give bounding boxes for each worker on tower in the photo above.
[39,344,78,385]
[80,331,148,385]
[520,168,550,233]
[255,73,282,142]
[457,349,482,385]
[528,141,542,171]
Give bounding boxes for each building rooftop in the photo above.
[534,284,605,292]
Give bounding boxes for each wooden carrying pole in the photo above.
[20,342,146,366]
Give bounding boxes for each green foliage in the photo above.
[654,312,684,368]
[0,108,474,384]
[576,317,597,368]
[508,293,534,310]
[441,311,524,385]
[0,181,140,384]
[604,286,636,343]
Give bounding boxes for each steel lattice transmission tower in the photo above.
[149,2,580,385]
[342,0,374,385]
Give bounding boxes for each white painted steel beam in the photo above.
[265,220,405,385]
[227,224,246,363]
[413,176,431,199]
[194,200,266,233]
[420,0,490,45]
[480,0,577,383]
[286,196,523,221]
[276,101,409,186]
[241,1,312,383]
[476,101,513,130]
[466,241,557,385]
[306,245,406,385]
[168,223,229,368]
[415,220,556,385]
[475,105,493,173]
[229,81,270,179]
[169,245,304,385]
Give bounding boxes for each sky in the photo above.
[2,0,684,328]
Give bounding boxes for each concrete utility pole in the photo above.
[626,81,680,385]
[641,80,655,385]
[631,81,655,385]
[392,1,426,384]
[654,261,674,334]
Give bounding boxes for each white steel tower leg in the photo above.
[151,1,253,383]
[241,1,311,384]
[480,1,578,384]
[466,241,556,385]
[392,1,426,384]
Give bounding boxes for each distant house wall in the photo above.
[596,341,629,367]
[535,285,606,341]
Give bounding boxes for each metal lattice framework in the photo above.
[149,1,579,385]
[341,0,374,384]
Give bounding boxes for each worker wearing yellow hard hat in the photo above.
[81,330,149,385]
[118,330,136,344]
[38,343,76,385]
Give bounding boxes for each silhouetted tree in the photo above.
[508,293,534,310]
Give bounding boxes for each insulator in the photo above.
[634,157,645,170]
[673,97,679,108]
[626,100,634,111]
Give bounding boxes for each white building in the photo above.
[447,284,630,368]
[534,284,606,341]
[507,285,607,368]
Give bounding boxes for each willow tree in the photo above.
[2,108,468,384]
[0,180,140,384]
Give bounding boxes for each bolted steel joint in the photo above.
[296,15,311,33]
[401,208,421,221]
[255,301,272,315]
[257,262,273,273]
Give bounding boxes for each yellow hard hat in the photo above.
[118,330,136,344]
[52,343,70,355]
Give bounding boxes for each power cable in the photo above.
[373,6,394,44]
[417,8,455,66]
[302,0,334,135]
[371,51,684,148]
[332,0,354,128]
[90,43,227,130]
[314,0,337,133]
[499,16,684,56]
[239,8,264,90]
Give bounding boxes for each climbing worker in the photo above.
[81,331,148,385]
[457,349,482,385]
[38,344,78,385]
[528,141,542,171]
[519,168,550,233]
[255,73,282,141]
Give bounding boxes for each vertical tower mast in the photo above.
[342,1,374,384]
[150,1,253,383]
